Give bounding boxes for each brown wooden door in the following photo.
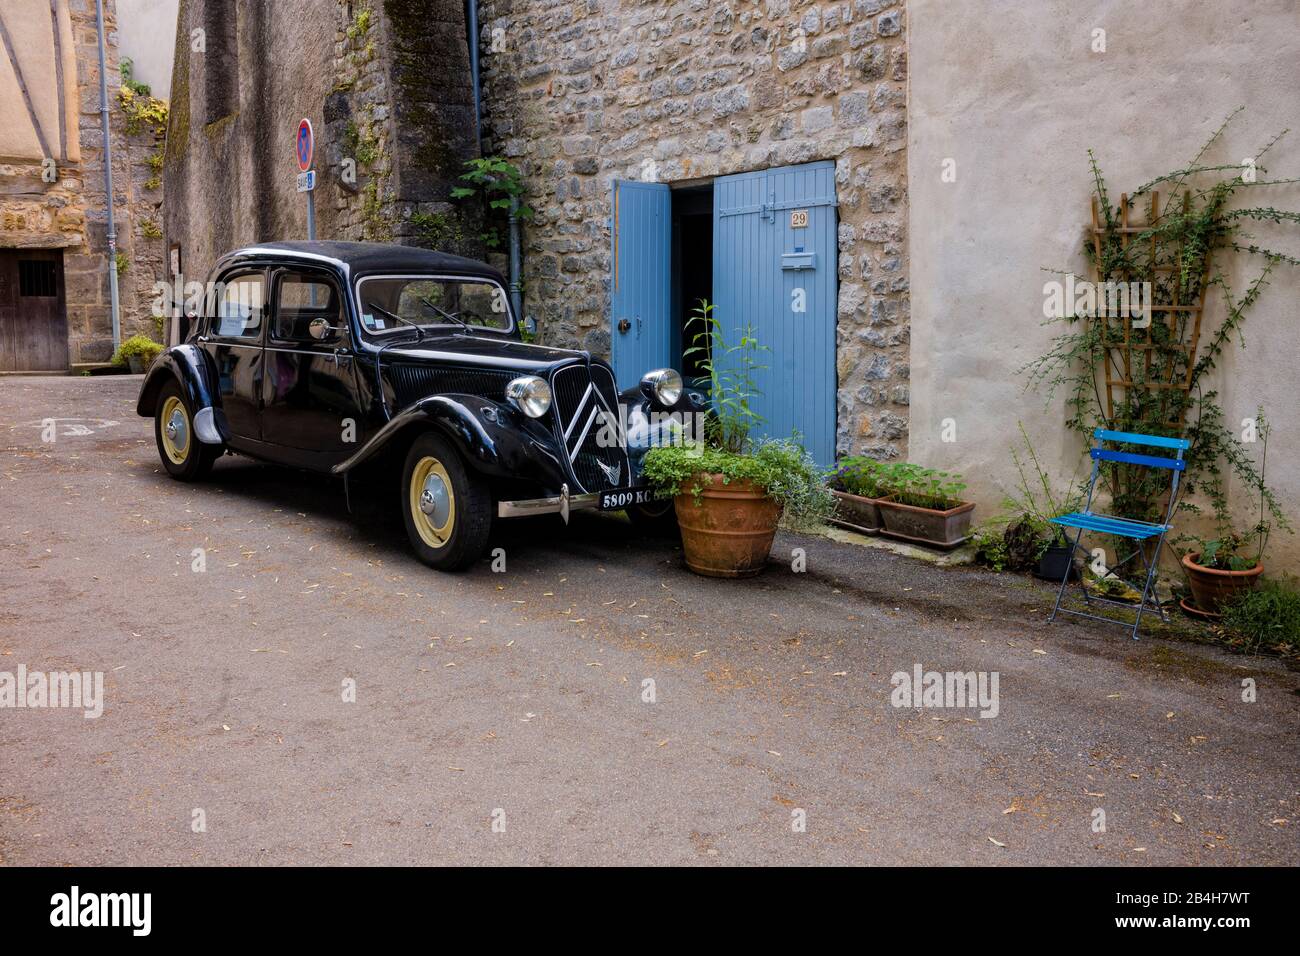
[0,249,70,372]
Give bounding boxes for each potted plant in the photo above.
[874,463,975,548]
[829,456,891,533]
[1178,409,1289,616]
[641,301,833,578]
[112,334,163,373]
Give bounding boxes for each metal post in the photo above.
[306,189,316,240]
[508,194,522,325]
[95,0,121,349]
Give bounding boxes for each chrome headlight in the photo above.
[640,368,683,406]
[506,375,552,418]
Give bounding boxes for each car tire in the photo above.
[627,498,680,538]
[401,431,492,571]
[154,381,220,481]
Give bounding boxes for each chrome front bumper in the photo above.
[497,483,600,523]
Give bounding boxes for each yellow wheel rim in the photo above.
[160,395,190,465]
[409,456,456,549]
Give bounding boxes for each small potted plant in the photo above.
[829,456,891,533]
[875,463,975,548]
[112,334,163,373]
[1179,410,1289,616]
[642,301,833,578]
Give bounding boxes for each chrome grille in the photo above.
[550,363,630,494]
[389,364,515,408]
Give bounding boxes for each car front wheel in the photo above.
[154,381,220,481]
[401,431,492,571]
[627,498,680,537]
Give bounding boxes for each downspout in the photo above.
[467,0,482,136]
[466,0,523,327]
[94,0,122,350]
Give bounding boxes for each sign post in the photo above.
[296,118,316,240]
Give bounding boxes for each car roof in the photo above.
[217,241,505,282]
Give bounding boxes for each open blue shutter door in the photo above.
[610,180,672,390]
[713,161,837,465]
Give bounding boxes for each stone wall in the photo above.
[0,0,163,367]
[166,0,482,290]
[478,0,910,458]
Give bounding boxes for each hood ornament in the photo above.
[596,458,621,485]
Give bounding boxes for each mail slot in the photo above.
[781,252,816,270]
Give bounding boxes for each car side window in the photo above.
[214,273,265,339]
[273,272,345,344]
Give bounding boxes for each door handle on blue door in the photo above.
[617,318,631,334]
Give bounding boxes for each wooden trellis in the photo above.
[1088,190,1211,430]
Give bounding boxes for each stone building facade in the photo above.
[478,0,911,459]
[0,0,165,370]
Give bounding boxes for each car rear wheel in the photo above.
[401,431,492,571]
[154,381,220,481]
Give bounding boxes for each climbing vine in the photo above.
[1024,109,1297,546]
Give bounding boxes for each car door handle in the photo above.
[329,350,352,368]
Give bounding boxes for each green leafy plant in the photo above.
[641,439,833,532]
[1024,109,1297,541]
[117,60,168,137]
[114,252,129,277]
[868,462,967,510]
[111,334,162,367]
[973,423,1083,571]
[140,218,162,239]
[1179,408,1288,570]
[830,455,891,498]
[643,306,830,530]
[684,299,767,453]
[1219,577,1300,651]
[450,157,533,249]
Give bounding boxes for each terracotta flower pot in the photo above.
[673,473,780,578]
[876,496,975,549]
[1181,552,1263,614]
[830,488,883,534]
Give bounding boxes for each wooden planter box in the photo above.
[830,489,884,534]
[876,496,975,549]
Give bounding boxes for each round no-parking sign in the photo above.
[296,118,314,172]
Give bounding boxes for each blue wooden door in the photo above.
[713,161,837,464]
[610,180,672,390]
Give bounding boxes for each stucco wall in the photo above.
[117,0,180,97]
[481,0,912,459]
[908,0,1300,571]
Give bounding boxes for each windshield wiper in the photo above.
[367,303,426,342]
[415,296,470,331]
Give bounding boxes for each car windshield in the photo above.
[357,275,512,335]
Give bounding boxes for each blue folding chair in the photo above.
[1047,428,1190,640]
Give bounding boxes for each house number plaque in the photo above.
[790,209,809,228]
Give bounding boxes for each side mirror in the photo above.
[308,317,340,342]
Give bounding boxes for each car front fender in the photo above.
[331,394,570,490]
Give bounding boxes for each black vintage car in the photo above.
[137,241,700,570]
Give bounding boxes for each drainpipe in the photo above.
[508,195,522,325]
[467,0,482,139]
[95,0,122,350]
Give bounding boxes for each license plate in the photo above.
[599,487,656,510]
